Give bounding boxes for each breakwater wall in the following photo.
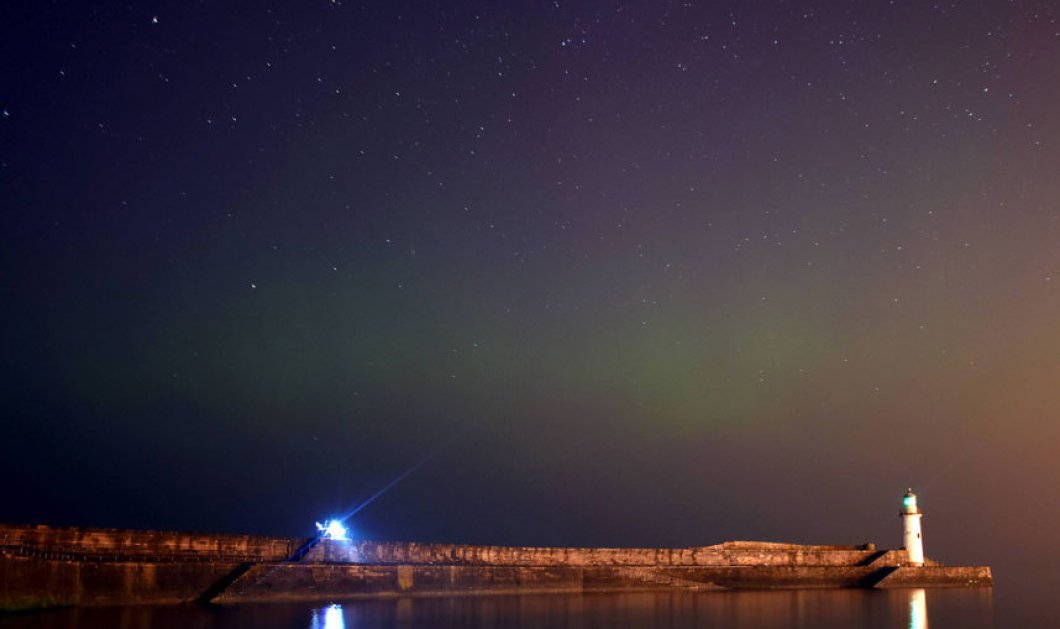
[1,552,242,610]
[3,525,882,566]
[303,539,896,567]
[0,525,991,612]
[0,524,302,562]
[217,563,992,604]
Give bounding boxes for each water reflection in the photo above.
[909,589,929,629]
[0,589,998,628]
[310,604,345,629]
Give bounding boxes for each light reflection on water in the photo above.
[909,588,928,629]
[0,588,997,628]
[310,604,345,629]
[298,588,975,629]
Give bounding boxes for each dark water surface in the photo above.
[0,588,1007,629]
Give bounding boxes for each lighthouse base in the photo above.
[869,565,993,588]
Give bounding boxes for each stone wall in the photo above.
[873,566,993,588]
[0,553,242,611]
[216,563,896,603]
[4,525,886,568]
[0,525,301,562]
[304,539,880,567]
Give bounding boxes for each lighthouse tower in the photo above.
[901,489,925,566]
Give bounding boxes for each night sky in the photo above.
[2,0,1058,596]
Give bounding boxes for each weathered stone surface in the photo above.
[872,566,993,588]
[308,539,883,567]
[0,524,301,562]
[0,552,244,611]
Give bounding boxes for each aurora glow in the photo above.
[1,3,1058,623]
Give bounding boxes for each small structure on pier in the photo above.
[902,489,925,566]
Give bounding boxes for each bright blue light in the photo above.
[315,519,349,541]
[310,604,345,629]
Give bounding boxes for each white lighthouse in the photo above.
[901,489,925,566]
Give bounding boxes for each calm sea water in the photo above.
[0,588,1014,629]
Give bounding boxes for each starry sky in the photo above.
[1,0,1058,599]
